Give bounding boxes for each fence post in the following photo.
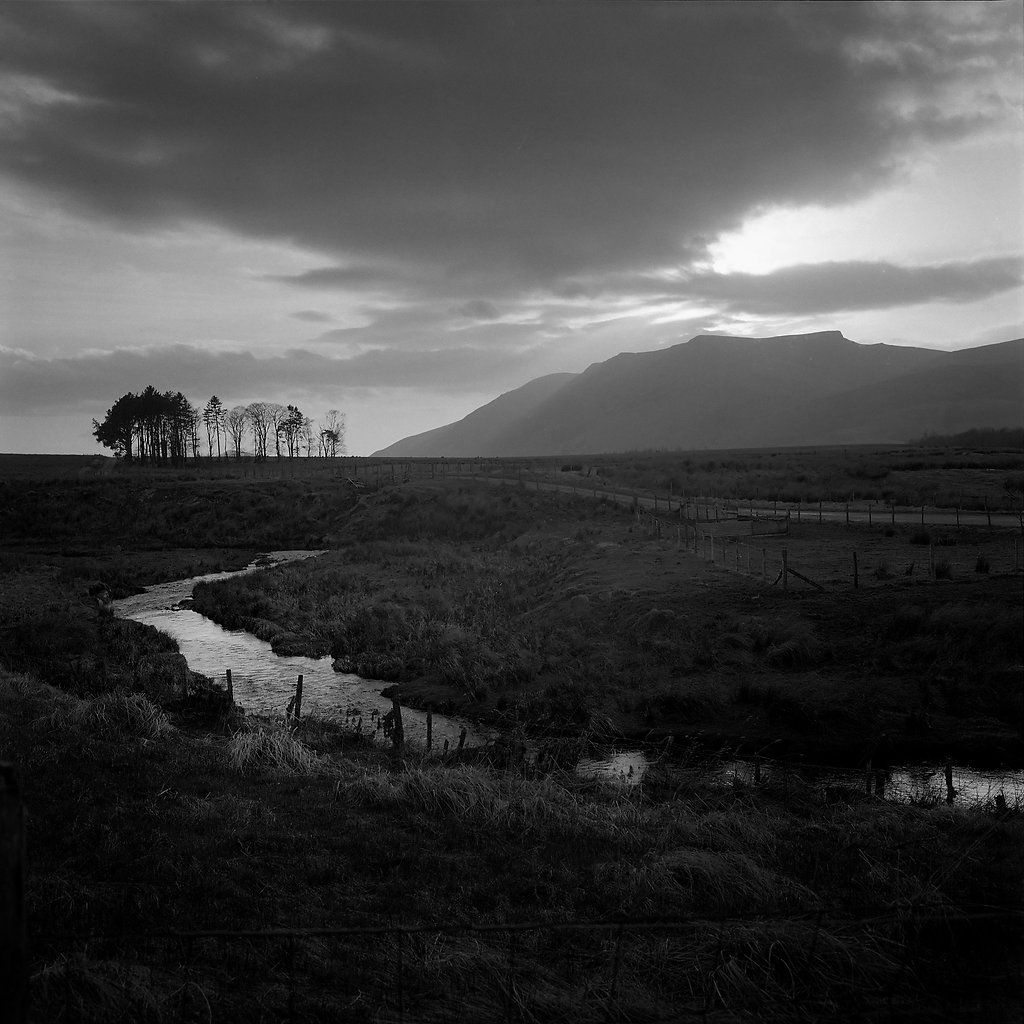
[426,712,433,752]
[458,727,467,752]
[944,758,956,804]
[0,765,26,1024]
[225,668,233,703]
[293,674,303,722]
[818,501,822,524]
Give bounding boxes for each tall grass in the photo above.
[227,721,329,775]
[42,689,172,741]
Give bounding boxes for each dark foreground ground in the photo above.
[1,454,1022,1022]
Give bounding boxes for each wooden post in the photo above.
[944,758,955,805]
[985,499,991,528]
[955,506,960,527]
[0,765,26,1024]
[782,548,788,591]
[818,500,822,524]
[845,501,850,525]
[891,505,895,525]
[293,674,304,722]
[225,668,233,703]
[458,727,467,752]
[852,551,859,589]
[868,505,872,526]
[920,505,925,527]
[390,696,404,760]
[426,712,433,752]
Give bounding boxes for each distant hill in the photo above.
[374,331,1024,456]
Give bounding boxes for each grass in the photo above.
[227,720,328,775]
[1,660,1021,1021]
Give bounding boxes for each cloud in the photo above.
[290,310,334,323]
[680,256,1024,316]
[450,300,500,321]
[0,340,538,419]
[1,2,1018,297]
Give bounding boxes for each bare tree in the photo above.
[247,402,271,460]
[301,415,316,457]
[225,406,249,458]
[319,409,346,457]
[267,403,287,458]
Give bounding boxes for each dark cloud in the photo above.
[1,2,1017,295]
[681,257,1024,316]
[269,265,420,291]
[0,340,535,417]
[289,310,334,323]
[451,300,500,321]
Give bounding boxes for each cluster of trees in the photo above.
[92,387,345,465]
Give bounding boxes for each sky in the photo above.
[1,1,1021,456]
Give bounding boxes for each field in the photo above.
[1,449,1022,1022]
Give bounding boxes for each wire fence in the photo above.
[29,905,1024,1024]
[629,504,1023,587]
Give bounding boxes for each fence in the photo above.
[630,504,1023,589]
[27,906,1024,1023]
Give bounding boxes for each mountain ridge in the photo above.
[374,332,1023,456]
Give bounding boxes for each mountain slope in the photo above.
[375,333,1023,456]
[374,373,576,457]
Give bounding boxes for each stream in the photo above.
[113,551,496,752]
[114,551,1024,805]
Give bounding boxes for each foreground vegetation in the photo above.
[4,668,1022,1022]
[1,450,1021,1021]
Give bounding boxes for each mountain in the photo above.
[374,331,1024,456]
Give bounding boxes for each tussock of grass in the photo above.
[43,689,172,741]
[227,721,327,775]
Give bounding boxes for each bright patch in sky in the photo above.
[709,138,1023,275]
